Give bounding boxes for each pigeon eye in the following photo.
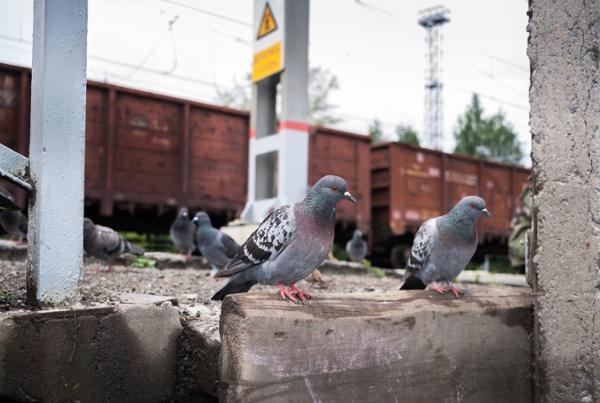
[331,185,337,191]
[471,203,477,209]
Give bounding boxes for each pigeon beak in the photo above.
[344,191,356,203]
[482,208,492,217]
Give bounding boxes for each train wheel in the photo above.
[390,245,411,268]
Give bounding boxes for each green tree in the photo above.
[454,94,522,164]
[308,66,341,125]
[368,119,385,143]
[395,124,419,145]
[215,66,342,125]
[215,73,252,111]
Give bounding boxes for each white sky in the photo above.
[0,0,531,166]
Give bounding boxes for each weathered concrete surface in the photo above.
[528,0,600,401]
[0,295,181,402]
[218,289,534,402]
[173,319,221,402]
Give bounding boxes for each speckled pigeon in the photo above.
[83,218,144,270]
[400,196,491,297]
[170,207,196,258]
[346,229,367,263]
[211,175,356,303]
[192,211,240,275]
[0,210,27,244]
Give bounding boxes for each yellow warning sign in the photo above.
[257,3,278,39]
[252,41,282,82]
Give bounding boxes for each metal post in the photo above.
[27,0,88,305]
[242,0,310,222]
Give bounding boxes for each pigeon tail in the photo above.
[211,279,258,301]
[400,275,427,290]
[126,242,145,256]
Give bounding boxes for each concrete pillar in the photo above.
[529,0,600,400]
[27,0,88,305]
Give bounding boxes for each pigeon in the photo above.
[192,211,240,274]
[0,184,21,212]
[83,218,145,270]
[0,210,27,244]
[211,175,356,303]
[400,196,491,297]
[346,229,367,263]
[170,207,196,258]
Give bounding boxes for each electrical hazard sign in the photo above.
[252,0,285,83]
[257,3,277,39]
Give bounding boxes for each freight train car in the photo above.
[0,63,370,237]
[370,141,531,267]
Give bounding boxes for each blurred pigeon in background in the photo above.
[346,229,367,263]
[170,207,195,258]
[0,210,27,244]
[0,184,21,212]
[211,175,356,303]
[192,211,239,275]
[83,218,144,271]
[400,196,491,297]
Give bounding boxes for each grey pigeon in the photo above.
[83,218,144,270]
[0,184,20,212]
[211,175,356,303]
[346,229,367,263]
[0,210,27,244]
[400,196,491,297]
[192,212,240,274]
[170,207,195,258]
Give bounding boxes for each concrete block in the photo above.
[0,297,181,402]
[218,288,534,402]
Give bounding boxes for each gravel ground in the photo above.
[0,251,408,315]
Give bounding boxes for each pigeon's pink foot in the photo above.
[288,283,311,303]
[185,252,192,260]
[430,285,447,294]
[448,287,463,298]
[277,282,300,303]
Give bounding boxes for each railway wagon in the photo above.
[371,141,531,267]
[0,63,370,237]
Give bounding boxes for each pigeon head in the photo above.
[178,207,189,218]
[309,175,356,205]
[83,218,95,232]
[353,229,363,239]
[192,212,212,227]
[455,196,492,220]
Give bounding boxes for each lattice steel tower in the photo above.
[418,6,450,150]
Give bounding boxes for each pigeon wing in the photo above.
[214,206,295,278]
[95,225,127,257]
[405,218,437,276]
[220,232,241,259]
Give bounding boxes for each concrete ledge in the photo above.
[218,288,534,402]
[0,296,182,402]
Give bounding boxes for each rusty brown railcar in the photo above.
[0,63,370,238]
[308,126,371,236]
[371,141,531,267]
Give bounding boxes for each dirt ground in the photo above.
[0,251,409,315]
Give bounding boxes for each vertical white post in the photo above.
[242,0,310,222]
[27,0,88,305]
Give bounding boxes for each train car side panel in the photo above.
[188,106,249,217]
[308,126,371,234]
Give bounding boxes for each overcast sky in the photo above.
[0,0,531,165]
